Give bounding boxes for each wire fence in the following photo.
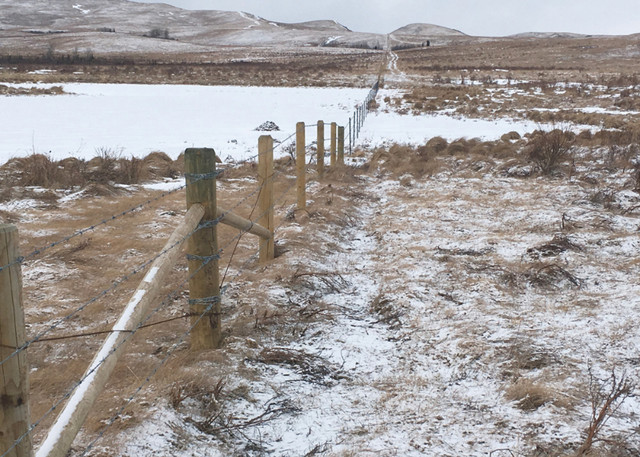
[1,161,299,457]
[0,80,380,456]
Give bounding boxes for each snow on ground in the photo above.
[117,163,640,456]
[359,89,596,148]
[5,82,639,456]
[0,84,369,163]
[1,85,587,167]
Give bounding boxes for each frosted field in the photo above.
[0,84,562,165]
[0,83,368,163]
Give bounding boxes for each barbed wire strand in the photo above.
[0,170,265,367]
[0,249,219,457]
[19,140,307,456]
[0,181,189,273]
[40,176,296,456]
[1,188,291,456]
[77,177,302,456]
[1,166,298,454]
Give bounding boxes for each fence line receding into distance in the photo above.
[0,78,380,457]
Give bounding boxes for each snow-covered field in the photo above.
[0,83,369,163]
[0,84,568,166]
[3,81,639,457]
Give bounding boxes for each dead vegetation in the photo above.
[576,369,636,456]
[0,150,182,196]
[3,32,640,456]
[0,47,384,87]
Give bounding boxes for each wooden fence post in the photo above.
[36,205,205,457]
[330,122,337,167]
[185,148,221,350]
[316,120,325,178]
[348,118,352,155]
[296,122,306,210]
[258,136,274,262]
[0,225,32,457]
[338,126,345,165]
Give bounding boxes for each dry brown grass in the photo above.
[0,151,183,191]
[505,378,568,411]
[526,128,575,175]
[0,47,385,87]
[364,137,523,179]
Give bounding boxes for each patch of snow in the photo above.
[72,4,90,14]
[324,36,343,45]
[0,199,40,211]
[238,11,260,27]
[27,69,57,75]
[0,83,368,164]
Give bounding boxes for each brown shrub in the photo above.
[17,153,60,187]
[57,157,88,188]
[446,139,469,156]
[527,128,574,174]
[501,131,521,142]
[89,147,120,184]
[118,156,146,184]
[369,144,442,178]
[143,151,180,178]
[424,136,448,155]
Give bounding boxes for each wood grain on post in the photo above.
[258,136,275,262]
[35,204,205,457]
[338,126,345,165]
[316,120,325,178]
[185,148,221,350]
[0,225,32,457]
[296,122,306,210]
[330,122,337,167]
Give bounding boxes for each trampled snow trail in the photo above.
[58,163,640,456]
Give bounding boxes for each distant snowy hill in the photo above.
[509,32,589,39]
[0,0,384,53]
[391,23,467,37]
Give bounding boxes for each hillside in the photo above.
[392,22,467,37]
[0,0,385,53]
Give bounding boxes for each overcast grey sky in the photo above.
[131,0,639,36]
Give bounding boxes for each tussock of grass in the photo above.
[505,378,564,411]
[0,150,182,190]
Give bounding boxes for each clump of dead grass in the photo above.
[1,151,182,192]
[505,378,566,411]
[256,347,343,386]
[365,136,524,179]
[367,143,443,178]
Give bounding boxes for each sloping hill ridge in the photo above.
[392,23,467,37]
[0,0,384,52]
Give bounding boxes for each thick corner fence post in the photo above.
[258,136,275,262]
[185,148,221,350]
[0,225,33,457]
[338,126,345,165]
[296,122,306,210]
[317,120,325,178]
[330,122,337,167]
